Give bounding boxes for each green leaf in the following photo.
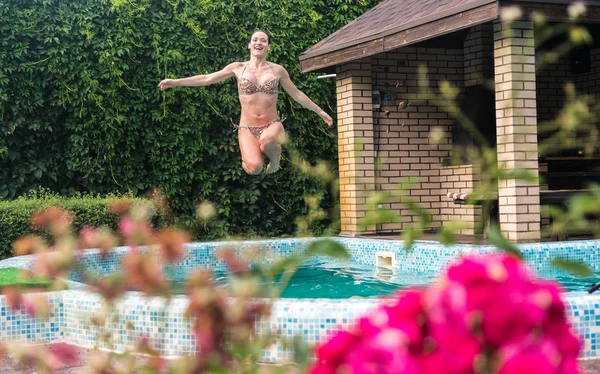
[487,223,523,259]
[402,229,417,252]
[268,255,305,278]
[551,258,594,278]
[359,210,399,229]
[293,335,312,370]
[500,169,539,182]
[306,239,350,260]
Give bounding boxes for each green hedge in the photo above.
[0,195,168,259]
[0,0,379,240]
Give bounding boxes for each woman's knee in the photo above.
[260,123,285,146]
[243,159,263,175]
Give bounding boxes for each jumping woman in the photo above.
[158,31,333,175]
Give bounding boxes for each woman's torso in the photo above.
[235,62,280,126]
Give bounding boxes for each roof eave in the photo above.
[300,1,499,73]
[300,0,498,61]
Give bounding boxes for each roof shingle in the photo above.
[301,0,496,60]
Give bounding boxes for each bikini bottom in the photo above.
[232,115,285,139]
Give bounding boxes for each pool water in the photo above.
[551,273,600,293]
[173,260,436,299]
[170,261,600,298]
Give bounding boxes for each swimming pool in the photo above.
[170,256,600,298]
[0,237,599,362]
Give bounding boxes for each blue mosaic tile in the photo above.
[1,237,600,362]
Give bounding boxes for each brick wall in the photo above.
[464,23,494,87]
[336,24,499,236]
[369,47,462,232]
[536,53,571,230]
[536,56,572,123]
[575,48,600,97]
[446,22,494,234]
[335,59,377,235]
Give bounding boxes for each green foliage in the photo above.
[0,195,167,258]
[486,223,523,260]
[306,238,350,260]
[0,0,380,240]
[551,258,595,278]
[0,267,53,289]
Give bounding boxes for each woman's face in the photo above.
[248,32,269,57]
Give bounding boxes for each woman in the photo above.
[158,31,333,175]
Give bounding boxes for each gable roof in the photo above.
[299,0,600,72]
[300,0,498,72]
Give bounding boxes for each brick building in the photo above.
[299,0,600,241]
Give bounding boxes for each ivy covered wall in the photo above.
[0,0,379,238]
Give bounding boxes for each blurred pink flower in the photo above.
[309,254,582,374]
[434,255,550,348]
[48,342,79,368]
[119,217,136,237]
[314,330,360,367]
[22,294,50,318]
[497,335,560,374]
[342,335,415,374]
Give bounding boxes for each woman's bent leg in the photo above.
[259,122,285,174]
[238,129,264,175]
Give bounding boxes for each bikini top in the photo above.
[237,63,279,95]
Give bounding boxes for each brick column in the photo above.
[493,20,541,241]
[336,59,376,236]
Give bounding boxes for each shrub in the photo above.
[0,195,168,259]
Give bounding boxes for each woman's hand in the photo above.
[158,79,177,91]
[318,111,333,126]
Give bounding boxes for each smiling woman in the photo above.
[158,30,334,176]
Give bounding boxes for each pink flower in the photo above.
[3,286,22,310]
[497,335,560,374]
[49,343,79,366]
[315,330,360,366]
[427,313,482,374]
[22,294,50,318]
[385,290,425,345]
[78,227,97,248]
[558,357,580,374]
[543,320,581,361]
[310,253,582,373]
[358,290,424,345]
[341,332,416,374]
[119,217,135,237]
[309,365,337,374]
[432,255,548,348]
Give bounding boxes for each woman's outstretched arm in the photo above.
[277,66,333,126]
[158,62,243,90]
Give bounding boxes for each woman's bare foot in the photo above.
[266,159,280,174]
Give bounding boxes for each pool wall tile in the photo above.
[1,237,600,362]
[0,291,64,345]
